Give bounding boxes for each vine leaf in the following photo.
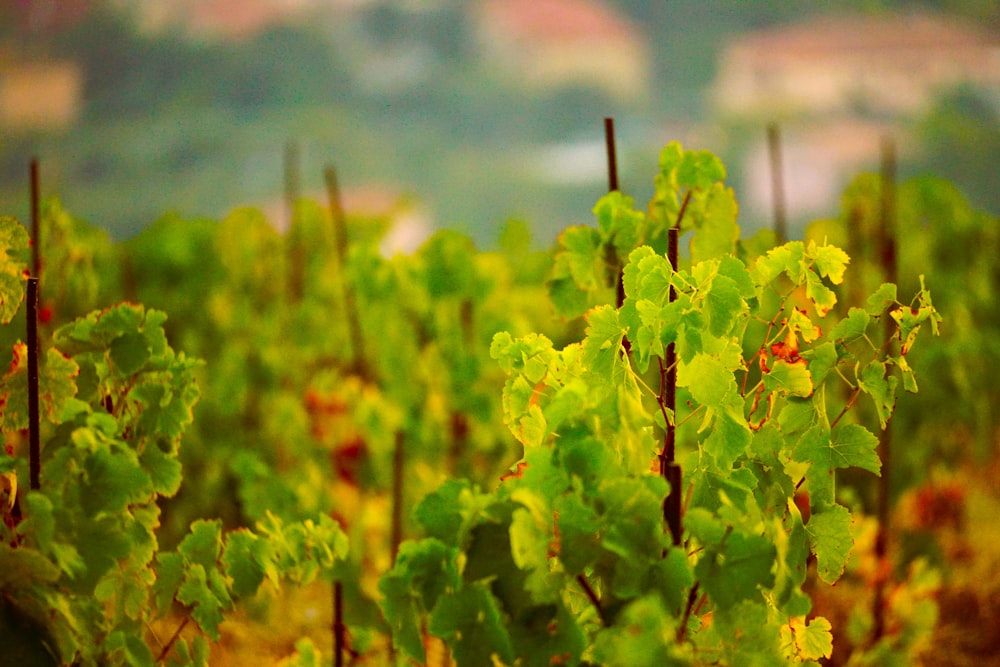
[428,582,516,667]
[830,307,870,343]
[378,539,460,663]
[783,616,834,661]
[695,530,777,610]
[677,353,737,409]
[221,530,271,598]
[805,504,853,584]
[0,216,28,324]
[858,361,897,429]
[582,305,626,379]
[763,359,814,398]
[865,283,898,316]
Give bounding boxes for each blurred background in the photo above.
[1,0,998,247]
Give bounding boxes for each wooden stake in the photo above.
[27,278,41,490]
[30,158,41,281]
[604,117,619,193]
[767,124,788,243]
[872,134,897,643]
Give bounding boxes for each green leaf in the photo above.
[414,479,492,548]
[831,307,870,343]
[82,447,152,516]
[809,241,850,284]
[695,531,777,610]
[178,520,223,571]
[152,552,185,612]
[763,360,814,398]
[717,255,755,298]
[865,282,897,315]
[379,539,460,645]
[0,543,61,591]
[858,361,897,429]
[0,346,79,431]
[594,191,644,256]
[222,530,272,598]
[552,493,602,574]
[555,225,605,291]
[419,230,479,298]
[581,305,626,379]
[805,270,837,317]
[704,406,752,468]
[750,242,806,286]
[109,332,150,376]
[0,216,28,324]
[509,601,586,667]
[788,616,834,661]
[677,353,736,409]
[592,595,688,666]
[139,439,183,497]
[690,184,739,263]
[830,424,881,475]
[794,423,880,506]
[598,477,670,563]
[800,342,838,387]
[777,398,818,437]
[705,274,745,338]
[806,505,853,584]
[102,630,154,667]
[429,582,516,666]
[176,564,227,641]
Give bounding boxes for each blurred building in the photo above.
[472,0,650,102]
[713,12,1000,224]
[0,60,82,130]
[118,0,332,39]
[714,13,1000,119]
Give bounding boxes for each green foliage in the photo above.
[4,137,981,663]
[0,218,349,665]
[381,143,941,664]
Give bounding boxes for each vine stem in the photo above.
[27,278,41,491]
[390,430,404,560]
[334,580,345,667]
[603,117,633,361]
[324,165,371,380]
[576,574,608,626]
[155,615,190,663]
[676,583,702,643]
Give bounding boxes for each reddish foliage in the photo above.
[332,438,366,485]
[499,460,529,482]
[794,489,811,525]
[758,348,771,374]
[769,341,801,364]
[548,509,561,558]
[913,481,965,531]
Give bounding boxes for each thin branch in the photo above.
[676,583,702,643]
[390,430,405,560]
[576,574,608,626]
[334,580,345,667]
[155,615,191,664]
